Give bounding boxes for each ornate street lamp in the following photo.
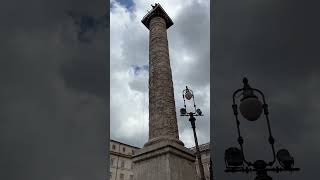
[224,77,300,180]
[180,86,206,180]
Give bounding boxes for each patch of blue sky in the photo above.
[131,64,149,76]
[110,1,116,9]
[114,0,135,11]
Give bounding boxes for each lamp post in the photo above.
[224,77,300,180]
[180,86,206,180]
[209,157,213,180]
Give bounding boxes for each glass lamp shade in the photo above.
[180,108,187,115]
[239,96,263,121]
[224,147,244,167]
[276,149,294,169]
[196,109,202,116]
[185,90,193,100]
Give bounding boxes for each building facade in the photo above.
[109,140,140,180]
[109,139,211,180]
[190,142,211,180]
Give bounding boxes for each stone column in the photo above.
[146,14,182,146]
[132,4,197,180]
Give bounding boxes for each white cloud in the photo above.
[110,0,210,148]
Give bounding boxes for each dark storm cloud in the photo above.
[0,1,107,180]
[213,0,320,179]
[67,11,108,43]
[60,43,107,97]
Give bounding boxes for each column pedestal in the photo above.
[133,141,197,180]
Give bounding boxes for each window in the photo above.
[132,150,135,155]
[121,160,125,168]
[130,175,134,180]
[195,165,199,174]
[123,147,126,152]
[120,173,124,180]
[112,144,116,150]
[110,158,114,166]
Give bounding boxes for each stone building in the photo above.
[109,139,211,180]
[109,140,140,180]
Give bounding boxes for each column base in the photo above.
[144,136,185,147]
[132,140,197,180]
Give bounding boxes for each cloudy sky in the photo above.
[0,0,107,180]
[1,0,320,180]
[213,0,320,179]
[110,0,210,148]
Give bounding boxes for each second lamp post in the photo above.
[180,86,206,180]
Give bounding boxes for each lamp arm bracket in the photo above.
[232,88,244,104]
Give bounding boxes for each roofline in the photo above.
[110,139,141,149]
[189,142,210,148]
[189,148,210,152]
[189,142,211,151]
[110,140,210,151]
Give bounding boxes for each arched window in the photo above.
[121,160,125,168]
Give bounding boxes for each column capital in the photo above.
[141,3,173,29]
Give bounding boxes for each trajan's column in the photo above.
[132,3,197,180]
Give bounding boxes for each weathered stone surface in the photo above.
[147,16,181,145]
[133,141,197,180]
